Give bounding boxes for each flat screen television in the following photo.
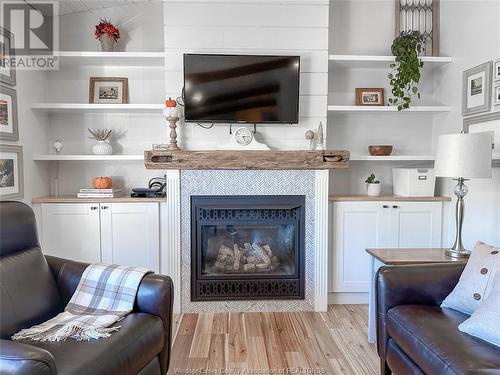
[183,54,300,124]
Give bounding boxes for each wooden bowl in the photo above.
[368,145,393,156]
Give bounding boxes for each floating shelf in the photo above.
[33,154,144,161]
[56,51,165,67]
[350,154,435,161]
[328,105,452,113]
[31,103,164,114]
[329,54,453,68]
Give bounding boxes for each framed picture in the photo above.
[0,28,16,86]
[0,85,18,141]
[355,88,384,106]
[494,59,500,82]
[494,85,500,106]
[462,61,492,116]
[463,111,499,156]
[0,145,23,200]
[89,77,129,104]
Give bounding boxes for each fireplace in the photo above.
[191,195,305,301]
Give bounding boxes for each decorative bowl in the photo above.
[368,145,393,156]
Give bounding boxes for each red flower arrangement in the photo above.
[95,19,120,41]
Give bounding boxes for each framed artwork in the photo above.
[89,77,129,104]
[494,59,500,82]
[463,111,499,155]
[0,85,18,141]
[494,85,500,106]
[0,145,23,199]
[0,28,16,86]
[355,88,384,106]
[462,62,492,116]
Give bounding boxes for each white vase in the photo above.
[92,140,113,155]
[99,34,115,52]
[366,183,381,196]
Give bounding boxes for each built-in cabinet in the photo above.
[331,200,443,294]
[36,202,160,272]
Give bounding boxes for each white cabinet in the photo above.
[39,202,160,272]
[332,201,442,293]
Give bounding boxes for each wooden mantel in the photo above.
[144,150,350,170]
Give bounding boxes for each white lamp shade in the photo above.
[434,133,492,178]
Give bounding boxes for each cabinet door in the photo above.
[389,202,442,248]
[332,202,390,293]
[100,203,160,272]
[41,203,101,263]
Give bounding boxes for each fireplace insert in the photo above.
[191,195,305,301]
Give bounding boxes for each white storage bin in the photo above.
[393,168,435,197]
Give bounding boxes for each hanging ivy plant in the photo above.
[388,31,425,111]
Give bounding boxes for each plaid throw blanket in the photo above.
[12,264,150,342]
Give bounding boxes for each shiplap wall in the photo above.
[164,0,329,150]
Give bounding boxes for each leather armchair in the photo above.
[376,263,500,375]
[0,201,174,375]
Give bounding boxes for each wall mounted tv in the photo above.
[183,54,300,124]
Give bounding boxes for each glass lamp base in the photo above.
[445,248,471,258]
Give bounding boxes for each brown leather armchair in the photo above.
[376,263,500,375]
[0,201,174,375]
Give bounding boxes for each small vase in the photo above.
[366,183,381,197]
[99,34,116,52]
[92,140,113,155]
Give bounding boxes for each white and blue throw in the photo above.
[12,264,150,342]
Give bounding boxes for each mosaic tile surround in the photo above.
[180,170,316,313]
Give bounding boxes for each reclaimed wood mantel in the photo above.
[144,150,349,170]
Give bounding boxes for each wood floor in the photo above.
[167,305,378,375]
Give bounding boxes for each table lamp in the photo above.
[434,133,492,258]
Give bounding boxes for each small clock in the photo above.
[234,127,253,146]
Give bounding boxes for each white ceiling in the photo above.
[27,0,160,16]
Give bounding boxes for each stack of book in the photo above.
[77,188,122,198]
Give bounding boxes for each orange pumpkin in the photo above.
[92,176,112,189]
[165,97,177,107]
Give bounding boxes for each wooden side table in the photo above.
[366,248,467,344]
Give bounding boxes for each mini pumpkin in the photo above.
[165,97,177,107]
[92,176,112,189]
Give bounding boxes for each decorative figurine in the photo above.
[54,139,63,153]
[315,122,325,150]
[305,130,315,150]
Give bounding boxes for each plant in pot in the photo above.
[388,31,425,111]
[365,174,381,196]
[95,18,120,52]
[89,129,113,155]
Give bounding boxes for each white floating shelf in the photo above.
[329,54,453,68]
[33,154,144,161]
[56,51,165,67]
[350,154,435,161]
[31,103,164,114]
[328,105,452,113]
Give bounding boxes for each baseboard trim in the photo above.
[328,292,369,304]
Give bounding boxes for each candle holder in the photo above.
[166,116,180,151]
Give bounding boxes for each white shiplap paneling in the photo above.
[164,0,329,149]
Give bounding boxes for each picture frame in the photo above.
[0,85,19,141]
[0,144,23,200]
[463,111,499,159]
[0,27,16,86]
[462,61,492,116]
[494,85,500,106]
[89,77,129,104]
[494,59,500,82]
[355,88,384,106]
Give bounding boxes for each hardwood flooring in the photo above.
[167,305,378,375]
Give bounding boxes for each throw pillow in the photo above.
[458,272,500,348]
[441,241,500,315]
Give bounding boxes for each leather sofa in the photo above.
[376,263,500,375]
[0,201,174,375]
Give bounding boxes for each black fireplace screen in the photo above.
[191,195,305,301]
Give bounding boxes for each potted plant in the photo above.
[388,31,425,111]
[89,129,113,155]
[95,19,120,52]
[365,174,381,196]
